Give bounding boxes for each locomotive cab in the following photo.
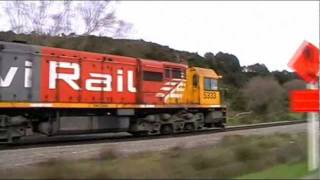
[185,67,222,105]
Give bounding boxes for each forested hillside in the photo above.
[0,31,306,123]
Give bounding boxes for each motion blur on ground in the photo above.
[0,132,308,179]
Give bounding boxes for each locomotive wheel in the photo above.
[131,131,148,137]
[214,122,225,128]
[184,123,195,132]
[160,124,173,135]
[8,137,21,143]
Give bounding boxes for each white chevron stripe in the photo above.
[172,78,186,82]
[169,94,182,98]
[165,82,177,86]
[164,81,186,102]
[160,87,171,91]
[155,93,165,97]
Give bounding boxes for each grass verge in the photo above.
[237,161,308,179]
[227,112,305,126]
[0,132,309,179]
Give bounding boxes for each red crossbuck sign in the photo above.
[289,41,319,112]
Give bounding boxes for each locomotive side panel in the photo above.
[40,47,138,104]
[139,60,188,105]
[139,59,165,104]
[0,42,41,102]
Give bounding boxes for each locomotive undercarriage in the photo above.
[129,109,226,136]
[0,108,226,143]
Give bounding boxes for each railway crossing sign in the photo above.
[288,41,319,84]
[289,41,319,113]
[290,90,319,112]
[288,40,319,173]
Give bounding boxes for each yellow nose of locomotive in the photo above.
[184,67,222,105]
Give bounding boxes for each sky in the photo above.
[115,1,319,71]
[0,1,318,71]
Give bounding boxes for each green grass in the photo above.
[237,161,308,179]
[227,111,305,126]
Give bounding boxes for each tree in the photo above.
[3,1,132,37]
[214,52,242,73]
[271,70,296,84]
[243,63,269,75]
[4,1,30,34]
[48,0,73,36]
[204,52,215,61]
[230,90,247,112]
[187,55,210,68]
[211,52,245,87]
[283,79,306,91]
[29,1,52,35]
[78,1,115,35]
[242,76,286,115]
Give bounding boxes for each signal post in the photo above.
[289,41,319,173]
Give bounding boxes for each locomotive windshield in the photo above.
[204,78,218,91]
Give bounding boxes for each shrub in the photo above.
[233,144,263,162]
[257,137,282,149]
[212,161,249,178]
[220,134,244,147]
[98,148,119,160]
[275,142,307,164]
[190,154,212,170]
[165,144,185,158]
[242,76,286,115]
[110,48,125,56]
[37,158,75,178]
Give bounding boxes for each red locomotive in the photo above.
[0,41,226,143]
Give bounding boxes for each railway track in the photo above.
[0,120,306,151]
